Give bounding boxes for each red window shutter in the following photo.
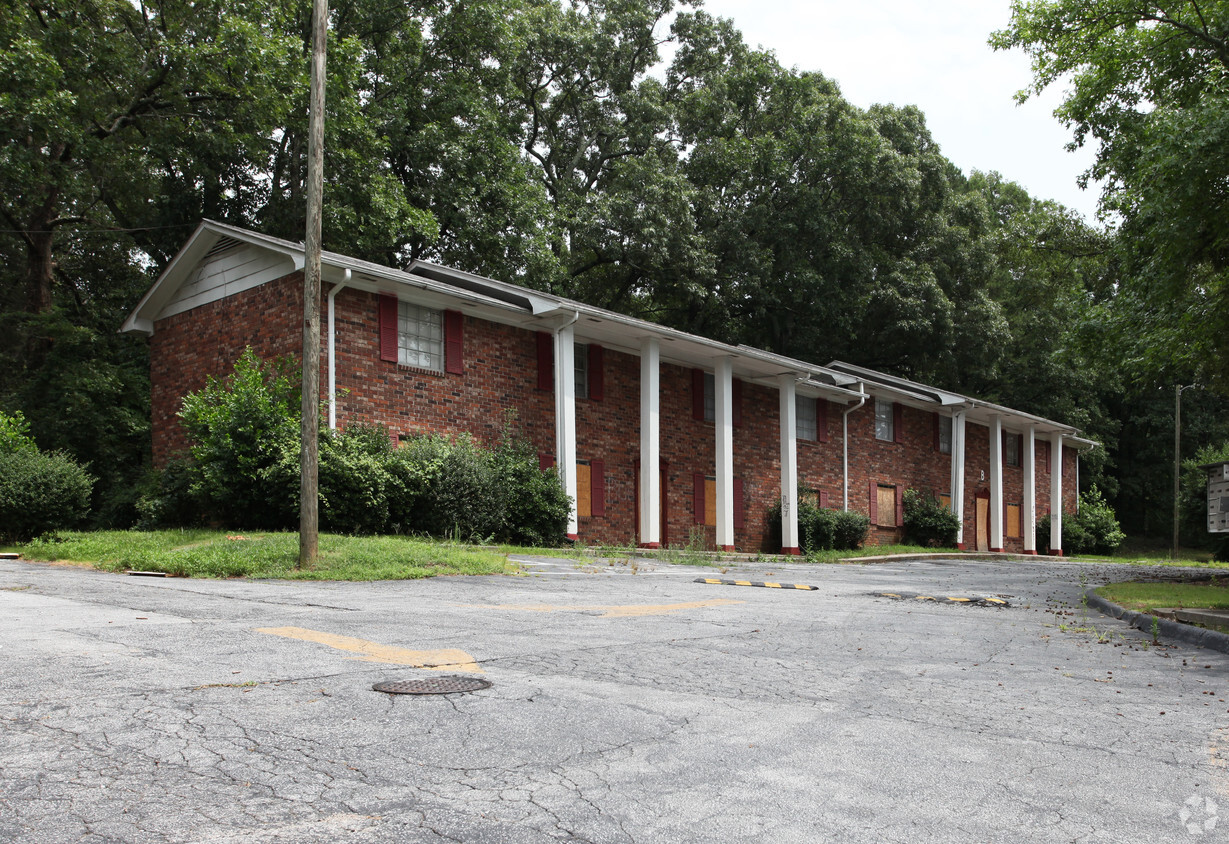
[933,413,941,451]
[590,460,606,516]
[819,490,830,509]
[895,484,904,527]
[539,453,555,471]
[378,293,398,363]
[733,478,745,529]
[818,399,829,442]
[1042,441,1050,473]
[692,369,705,420]
[444,310,464,374]
[536,332,553,391]
[893,402,904,444]
[589,344,604,402]
[1018,434,1024,465]
[732,378,742,427]
[868,481,878,524]
[693,472,706,524]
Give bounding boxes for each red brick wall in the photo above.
[150,272,304,466]
[330,288,555,453]
[149,269,1084,552]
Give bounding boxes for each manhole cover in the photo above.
[373,676,492,695]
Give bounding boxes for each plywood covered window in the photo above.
[575,460,606,518]
[692,474,745,527]
[1006,503,1021,538]
[876,485,898,526]
[939,493,952,510]
[576,462,592,518]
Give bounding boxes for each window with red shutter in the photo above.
[733,478,744,529]
[893,402,904,444]
[378,294,398,362]
[692,369,705,421]
[588,345,604,402]
[536,332,553,391]
[444,310,463,374]
[539,453,555,471]
[818,399,829,442]
[732,379,742,427]
[693,472,706,524]
[591,460,606,516]
[868,481,878,523]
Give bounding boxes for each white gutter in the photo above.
[327,270,351,429]
[842,382,868,511]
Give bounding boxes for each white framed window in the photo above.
[574,343,588,399]
[939,415,953,454]
[398,302,443,371]
[797,396,817,441]
[874,398,894,442]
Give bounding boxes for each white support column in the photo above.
[989,416,1005,552]
[952,411,967,548]
[1023,426,1037,554]
[715,358,735,551]
[555,326,578,540]
[778,375,800,555]
[1050,432,1064,555]
[639,338,661,548]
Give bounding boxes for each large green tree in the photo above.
[993,0,1229,389]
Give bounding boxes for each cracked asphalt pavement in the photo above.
[3,554,1228,842]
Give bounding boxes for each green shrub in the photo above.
[830,509,870,550]
[765,498,868,553]
[164,353,568,544]
[178,348,300,529]
[901,489,960,547]
[1035,486,1124,555]
[0,410,37,455]
[0,448,95,542]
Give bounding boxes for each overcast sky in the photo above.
[697,0,1102,223]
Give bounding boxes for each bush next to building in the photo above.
[1036,486,1125,555]
[766,498,870,553]
[901,489,960,547]
[139,349,569,544]
[0,410,95,542]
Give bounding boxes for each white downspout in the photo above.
[842,383,867,511]
[326,269,351,430]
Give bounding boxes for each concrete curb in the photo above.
[1083,589,1229,654]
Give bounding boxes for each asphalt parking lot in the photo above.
[2,553,1228,843]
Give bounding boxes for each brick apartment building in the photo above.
[123,222,1094,554]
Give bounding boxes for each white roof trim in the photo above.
[121,222,1094,444]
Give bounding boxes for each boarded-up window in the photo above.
[876,485,898,527]
[1006,503,1021,538]
[576,462,592,518]
[704,477,717,527]
[939,493,952,510]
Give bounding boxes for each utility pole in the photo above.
[300,0,328,567]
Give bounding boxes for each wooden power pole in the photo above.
[300,0,328,567]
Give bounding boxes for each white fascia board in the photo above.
[121,221,229,335]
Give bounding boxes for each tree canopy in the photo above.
[2,0,1227,538]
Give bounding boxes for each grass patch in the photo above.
[1095,578,1229,612]
[9,530,511,580]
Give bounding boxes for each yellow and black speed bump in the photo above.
[872,591,1010,607]
[695,578,819,591]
